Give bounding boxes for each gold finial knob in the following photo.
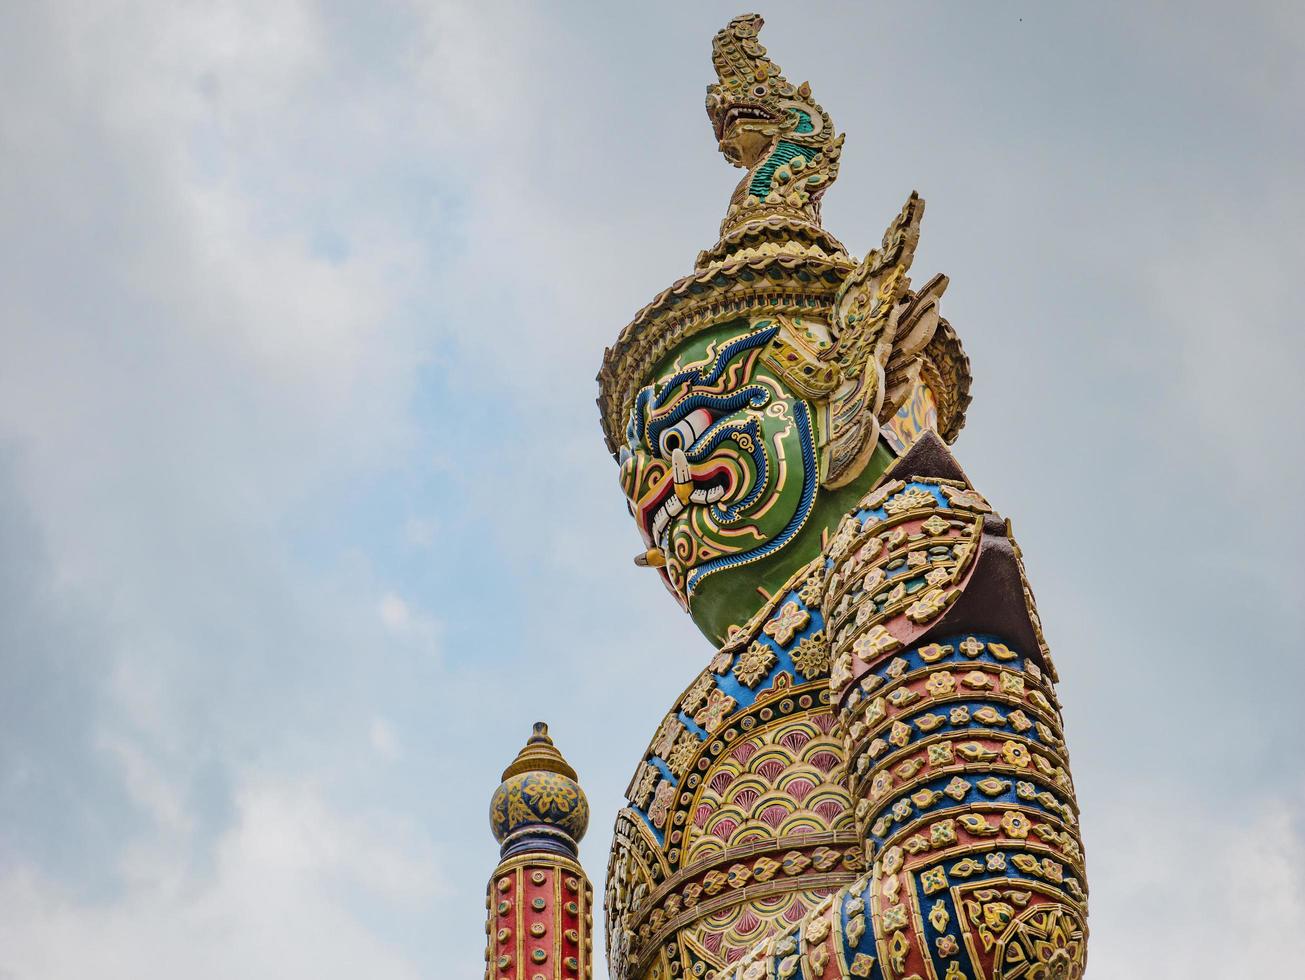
[500,720,579,782]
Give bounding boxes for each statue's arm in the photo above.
[726,434,1088,980]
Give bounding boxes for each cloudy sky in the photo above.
[1,1,1301,976]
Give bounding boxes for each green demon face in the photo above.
[620,320,815,611]
[618,316,891,644]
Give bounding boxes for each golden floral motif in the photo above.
[1003,741,1032,769]
[701,869,728,895]
[889,721,912,747]
[1029,690,1054,712]
[929,742,955,766]
[693,688,737,732]
[1000,673,1026,695]
[665,729,699,776]
[930,818,957,846]
[882,903,909,930]
[807,945,828,974]
[921,514,951,536]
[852,537,883,568]
[850,952,876,976]
[940,484,992,512]
[765,601,811,646]
[926,671,956,696]
[790,631,829,677]
[852,625,901,660]
[649,779,675,828]
[828,517,859,562]
[735,641,778,687]
[920,866,948,894]
[1001,811,1032,839]
[681,673,714,714]
[995,905,1086,980]
[864,697,886,726]
[630,763,658,807]
[797,573,824,607]
[831,650,854,691]
[652,713,680,757]
[861,480,905,511]
[884,486,938,515]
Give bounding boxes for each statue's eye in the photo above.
[658,408,714,457]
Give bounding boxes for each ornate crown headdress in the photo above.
[597,15,971,474]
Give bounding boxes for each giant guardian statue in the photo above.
[485,15,1088,980]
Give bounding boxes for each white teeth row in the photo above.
[649,485,726,541]
[690,486,726,504]
[652,506,670,541]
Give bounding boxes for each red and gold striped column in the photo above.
[485,723,593,980]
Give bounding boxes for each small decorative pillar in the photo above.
[485,723,593,980]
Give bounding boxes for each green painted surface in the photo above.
[688,441,893,646]
[618,318,896,647]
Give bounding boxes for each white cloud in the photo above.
[370,717,401,761]
[378,594,412,633]
[402,517,438,549]
[1086,784,1305,976]
[0,773,442,980]
[376,593,441,652]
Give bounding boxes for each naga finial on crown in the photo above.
[702,13,846,267]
